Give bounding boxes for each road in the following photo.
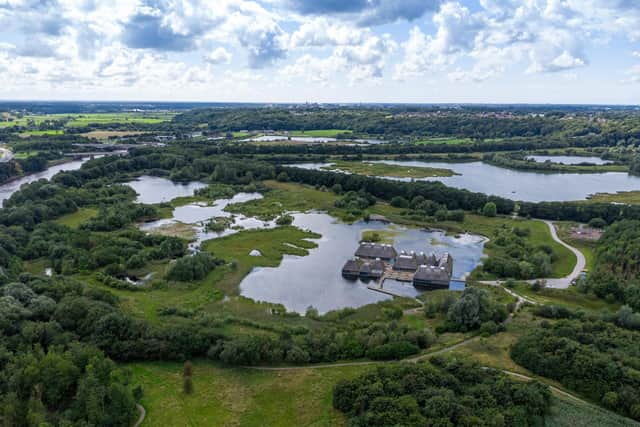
[541,220,586,289]
[481,220,586,290]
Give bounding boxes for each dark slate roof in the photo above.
[355,243,397,259]
[342,259,362,274]
[416,252,437,266]
[394,254,418,271]
[414,265,450,284]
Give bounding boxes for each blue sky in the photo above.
[0,0,638,104]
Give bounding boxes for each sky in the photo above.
[0,0,638,104]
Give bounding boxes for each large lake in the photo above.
[239,212,485,314]
[291,161,640,202]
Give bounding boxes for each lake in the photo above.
[0,157,90,204]
[526,155,612,165]
[239,212,485,314]
[290,161,640,202]
[125,176,208,204]
[241,135,385,144]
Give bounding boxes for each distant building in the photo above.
[413,265,451,289]
[342,242,453,289]
[341,258,361,279]
[355,243,397,261]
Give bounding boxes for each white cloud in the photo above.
[289,18,365,47]
[204,47,232,64]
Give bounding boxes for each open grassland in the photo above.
[65,112,175,127]
[81,130,149,140]
[225,180,338,220]
[53,208,98,228]
[0,112,174,128]
[415,137,474,145]
[130,361,368,427]
[18,129,64,137]
[587,191,640,205]
[289,129,352,137]
[511,282,620,312]
[322,160,458,178]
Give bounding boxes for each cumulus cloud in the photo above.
[282,33,396,83]
[289,18,365,47]
[204,47,232,64]
[122,8,196,51]
[285,0,441,26]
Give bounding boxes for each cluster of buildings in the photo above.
[341,242,453,290]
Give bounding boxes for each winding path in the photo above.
[541,220,586,289]
[481,220,586,290]
[133,403,146,427]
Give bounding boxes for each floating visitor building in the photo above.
[341,243,453,290]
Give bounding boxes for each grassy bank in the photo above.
[322,160,457,178]
[130,360,368,426]
[587,191,640,205]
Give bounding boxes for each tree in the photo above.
[482,202,497,217]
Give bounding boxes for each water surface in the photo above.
[125,176,207,204]
[239,213,485,314]
[140,192,274,248]
[527,155,612,165]
[290,161,640,202]
[1,158,90,204]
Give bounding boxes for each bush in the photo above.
[166,252,220,281]
[482,202,497,217]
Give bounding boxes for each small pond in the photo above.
[290,161,640,202]
[239,212,486,314]
[125,176,207,204]
[526,155,612,165]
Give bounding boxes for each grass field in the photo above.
[53,208,98,228]
[587,191,640,205]
[130,360,368,427]
[511,282,619,312]
[415,137,474,145]
[18,129,64,137]
[0,112,174,128]
[322,160,458,178]
[81,130,149,140]
[128,356,636,427]
[289,129,352,137]
[225,180,338,220]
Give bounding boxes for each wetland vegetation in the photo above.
[1,103,640,426]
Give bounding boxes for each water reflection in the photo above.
[1,158,89,204]
[526,155,612,165]
[239,212,485,314]
[140,192,275,248]
[125,176,207,204]
[290,161,640,202]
